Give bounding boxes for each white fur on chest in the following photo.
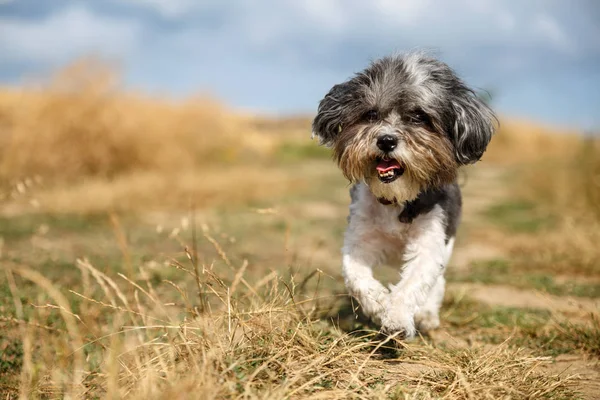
[344,183,412,264]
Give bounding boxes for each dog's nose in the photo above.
[376,135,397,152]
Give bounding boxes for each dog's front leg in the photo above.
[342,242,389,324]
[381,206,448,339]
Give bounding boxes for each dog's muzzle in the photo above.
[374,134,404,183]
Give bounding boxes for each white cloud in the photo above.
[124,0,221,18]
[496,10,516,31]
[296,0,348,33]
[0,1,584,78]
[532,13,572,52]
[0,6,142,65]
[371,0,431,26]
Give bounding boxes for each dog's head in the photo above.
[312,52,497,203]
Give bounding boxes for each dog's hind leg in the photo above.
[414,275,445,332]
[415,237,454,332]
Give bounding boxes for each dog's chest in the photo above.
[348,184,414,260]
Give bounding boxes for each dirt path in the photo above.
[542,355,600,400]
[451,282,600,316]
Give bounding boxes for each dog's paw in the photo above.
[380,307,416,340]
[414,310,440,333]
[348,280,389,322]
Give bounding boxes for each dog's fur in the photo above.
[312,52,497,338]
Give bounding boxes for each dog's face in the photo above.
[312,53,497,202]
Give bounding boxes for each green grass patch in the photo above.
[478,307,551,329]
[484,316,600,357]
[0,212,109,241]
[443,294,551,330]
[524,274,600,298]
[483,200,555,233]
[448,259,600,298]
[518,320,600,357]
[276,141,331,162]
[444,293,600,357]
[0,336,23,375]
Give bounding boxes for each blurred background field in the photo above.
[1,0,599,398]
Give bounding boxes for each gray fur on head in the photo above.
[312,52,498,166]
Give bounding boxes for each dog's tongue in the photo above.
[376,159,402,173]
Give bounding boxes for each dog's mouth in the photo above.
[375,157,404,183]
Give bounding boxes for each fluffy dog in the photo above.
[312,52,497,338]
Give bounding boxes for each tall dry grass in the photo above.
[486,117,600,277]
[525,136,600,218]
[510,138,600,276]
[484,116,599,218]
[483,118,581,164]
[0,60,275,184]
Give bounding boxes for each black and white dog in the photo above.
[312,52,497,339]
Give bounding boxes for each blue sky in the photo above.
[1,0,599,130]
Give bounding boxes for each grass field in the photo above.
[0,63,599,399]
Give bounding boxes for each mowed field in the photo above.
[1,63,599,399]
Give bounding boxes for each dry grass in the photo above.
[2,244,577,399]
[0,59,276,184]
[522,137,600,218]
[483,118,581,164]
[498,128,600,278]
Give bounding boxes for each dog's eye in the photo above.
[406,109,432,128]
[363,110,379,123]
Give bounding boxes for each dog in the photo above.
[312,52,497,339]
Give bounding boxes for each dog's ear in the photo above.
[450,89,497,164]
[312,82,352,146]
